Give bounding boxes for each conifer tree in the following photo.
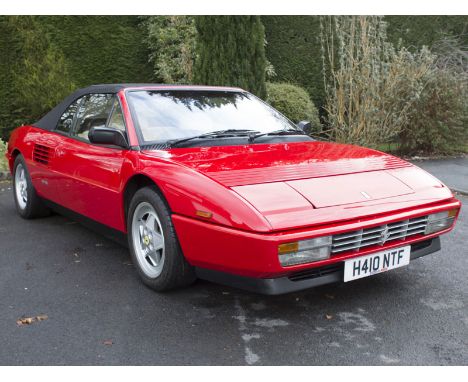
[194,16,267,99]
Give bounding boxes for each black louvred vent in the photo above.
[33,144,51,165]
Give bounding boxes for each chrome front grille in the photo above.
[331,215,428,254]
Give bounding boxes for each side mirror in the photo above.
[88,126,128,148]
[297,120,311,132]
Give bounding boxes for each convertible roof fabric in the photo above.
[33,84,157,130]
[33,83,242,130]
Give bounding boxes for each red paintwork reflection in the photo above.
[145,141,411,186]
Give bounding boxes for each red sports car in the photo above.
[5,84,461,294]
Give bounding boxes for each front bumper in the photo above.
[172,198,459,278]
[195,237,441,295]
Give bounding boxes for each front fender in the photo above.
[138,153,272,232]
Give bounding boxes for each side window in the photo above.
[107,98,126,132]
[74,94,114,141]
[56,98,82,134]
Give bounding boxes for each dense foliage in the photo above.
[262,16,467,110]
[0,16,75,140]
[0,16,152,140]
[266,82,321,133]
[262,16,324,109]
[194,16,267,98]
[321,16,468,154]
[0,139,7,171]
[385,16,467,49]
[398,51,468,154]
[36,16,152,86]
[0,15,465,155]
[142,16,197,84]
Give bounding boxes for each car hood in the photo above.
[153,141,411,184]
[143,141,452,230]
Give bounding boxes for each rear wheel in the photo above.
[127,187,196,291]
[13,155,50,219]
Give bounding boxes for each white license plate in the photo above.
[344,246,411,282]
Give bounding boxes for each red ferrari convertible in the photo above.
[6,84,461,294]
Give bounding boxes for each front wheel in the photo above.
[13,155,50,219]
[127,187,196,291]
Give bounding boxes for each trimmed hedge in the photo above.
[262,16,324,109]
[194,16,267,98]
[266,82,321,132]
[36,16,152,86]
[386,16,468,49]
[0,16,153,140]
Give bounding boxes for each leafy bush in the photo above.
[398,44,468,154]
[321,16,417,146]
[266,82,321,132]
[142,16,197,84]
[0,139,8,171]
[263,16,467,111]
[321,16,467,154]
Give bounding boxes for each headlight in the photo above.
[424,209,458,235]
[278,236,332,266]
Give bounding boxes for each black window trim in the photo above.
[53,92,129,150]
[106,95,128,135]
[54,95,85,137]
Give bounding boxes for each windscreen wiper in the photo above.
[248,129,307,143]
[167,129,259,147]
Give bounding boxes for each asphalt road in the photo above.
[411,157,468,195]
[0,181,467,365]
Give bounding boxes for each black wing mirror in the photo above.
[88,126,128,148]
[297,120,311,133]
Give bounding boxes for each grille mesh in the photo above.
[32,144,51,165]
[331,215,428,254]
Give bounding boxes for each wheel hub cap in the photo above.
[132,202,165,278]
[15,163,28,210]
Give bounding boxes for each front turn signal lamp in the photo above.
[278,236,332,267]
[424,209,458,235]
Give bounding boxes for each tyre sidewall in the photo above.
[127,187,193,290]
[13,155,34,218]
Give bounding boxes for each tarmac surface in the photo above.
[411,157,468,195]
[0,180,466,365]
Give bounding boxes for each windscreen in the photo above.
[126,90,297,143]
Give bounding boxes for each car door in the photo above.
[53,94,129,231]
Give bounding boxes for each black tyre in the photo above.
[127,186,196,291]
[13,154,50,219]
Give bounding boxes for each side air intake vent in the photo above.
[33,144,51,165]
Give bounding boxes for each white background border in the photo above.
[1,0,468,15]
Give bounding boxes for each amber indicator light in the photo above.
[196,210,213,219]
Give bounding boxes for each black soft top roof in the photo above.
[33,83,243,130]
[33,84,155,130]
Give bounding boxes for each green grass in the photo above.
[374,141,468,156]
[373,142,401,154]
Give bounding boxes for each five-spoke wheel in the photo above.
[127,187,195,291]
[14,162,28,210]
[132,202,165,278]
[13,154,50,219]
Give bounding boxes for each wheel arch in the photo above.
[122,173,169,223]
[9,148,22,172]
